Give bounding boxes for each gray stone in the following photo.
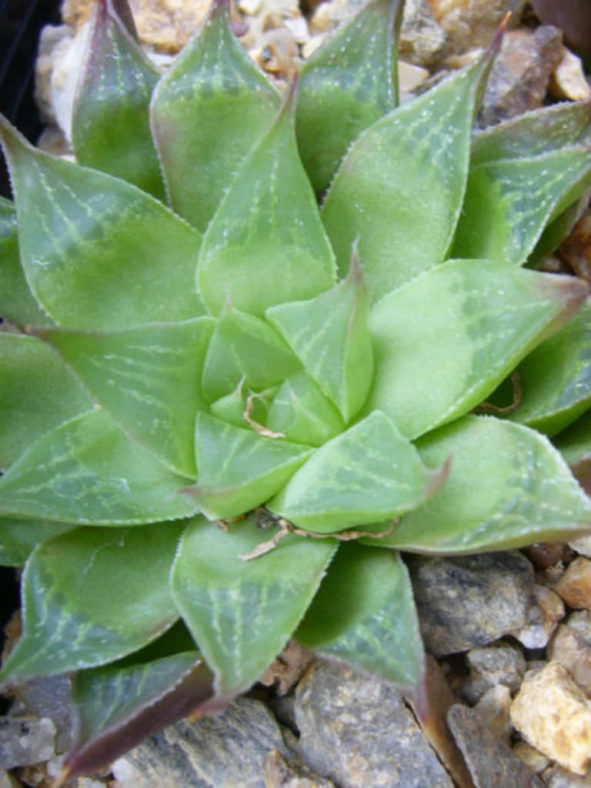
[542,764,591,787]
[480,25,564,126]
[111,697,289,788]
[399,0,449,67]
[463,643,527,703]
[264,750,336,787]
[409,552,534,656]
[11,675,73,752]
[294,661,453,788]
[447,704,544,788]
[0,716,56,770]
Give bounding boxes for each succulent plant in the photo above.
[1,0,591,779]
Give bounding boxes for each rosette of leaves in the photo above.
[1,0,591,779]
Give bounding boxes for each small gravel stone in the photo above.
[548,623,591,696]
[473,685,512,743]
[410,552,534,657]
[480,25,564,126]
[511,661,591,775]
[541,764,591,787]
[295,661,453,787]
[0,717,56,770]
[554,557,591,611]
[570,535,591,561]
[429,0,525,54]
[398,0,449,67]
[512,741,550,774]
[111,697,289,788]
[447,703,544,787]
[516,585,565,650]
[11,676,73,753]
[463,643,526,703]
[264,750,336,787]
[549,47,591,100]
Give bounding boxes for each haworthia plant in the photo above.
[1,0,591,781]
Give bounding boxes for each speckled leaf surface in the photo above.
[452,146,591,264]
[191,413,312,520]
[197,90,336,317]
[266,371,345,446]
[0,518,76,566]
[0,198,52,327]
[504,300,591,435]
[0,410,197,524]
[0,334,92,469]
[72,0,164,198]
[376,415,591,553]
[151,0,280,231]
[470,100,591,166]
[297,545,423,691]
[267,258,373,422]
[368,260,588,439]
[171,516,336,697]
[296,0,402,192]
[201,307,300,403]
[0,522,185,681]
[269,411,446,533]
[44,318,215,477]
[0,117,203,330]
[321,51,494,300]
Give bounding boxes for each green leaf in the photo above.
[267,256,373,422]
[151,0,281,232]
[296,0,403,192]
[210,385,276,430]
[65,655,215,780]
[375,415,591,553]
[266,371,345,446]
[0,522,185,682]
[503,300,591,435]
[269,410,446,533]
[43,317,215,477]
[297,545,423,691]
[528,195,588,267]
[452,146,591,265]
[470,99,591,167]
[553,408,591,495]
[72,0,165,199]
[0,198,52,327]
[321,49,495,301]
[189,413,313,520]
[197,87,337,317]
[201,306,300,403]
[368,260,589,439]
[171,516,336,697]
[0,334,92,469]
[0,518,76,566]
[0,410,197,524]
[0,116,203,331]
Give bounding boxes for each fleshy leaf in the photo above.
[189,413,313,520]
[0,518,76,566]
[368,260,589,439]
[0,116,203,330]
[296,545,423,692]
[452,146,591,265]
[0,198,52,327]
[0,522,185,682]
[375,415,591,553]
[267,256,373,422]
[553,409,591,495]
[321,48,495,300]
[72,0,165,198]
[266,371,345,446]
[502,300,591,435]
[210,385,276,430]
[529,195,588,267]
[269,410,446,533]
[171,516,337,697]
[296,0,403,192]
[201,307,300,403]
[0,334,92,469]
[64,655,214,781]
[151,0,281,231]
[43,318,215,477]
[470,99,591,167]
[197,85,337,317]
[0,410,197,524]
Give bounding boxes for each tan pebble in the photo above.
[510,661,591,775]
[554,558,591,611]
[398,61,430,94]
[549,624,591,697]
[512,740,550,774]
[239,0,263,15]
[569,535,591,561]
[428,0,525,53]
[549,48,591,101]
